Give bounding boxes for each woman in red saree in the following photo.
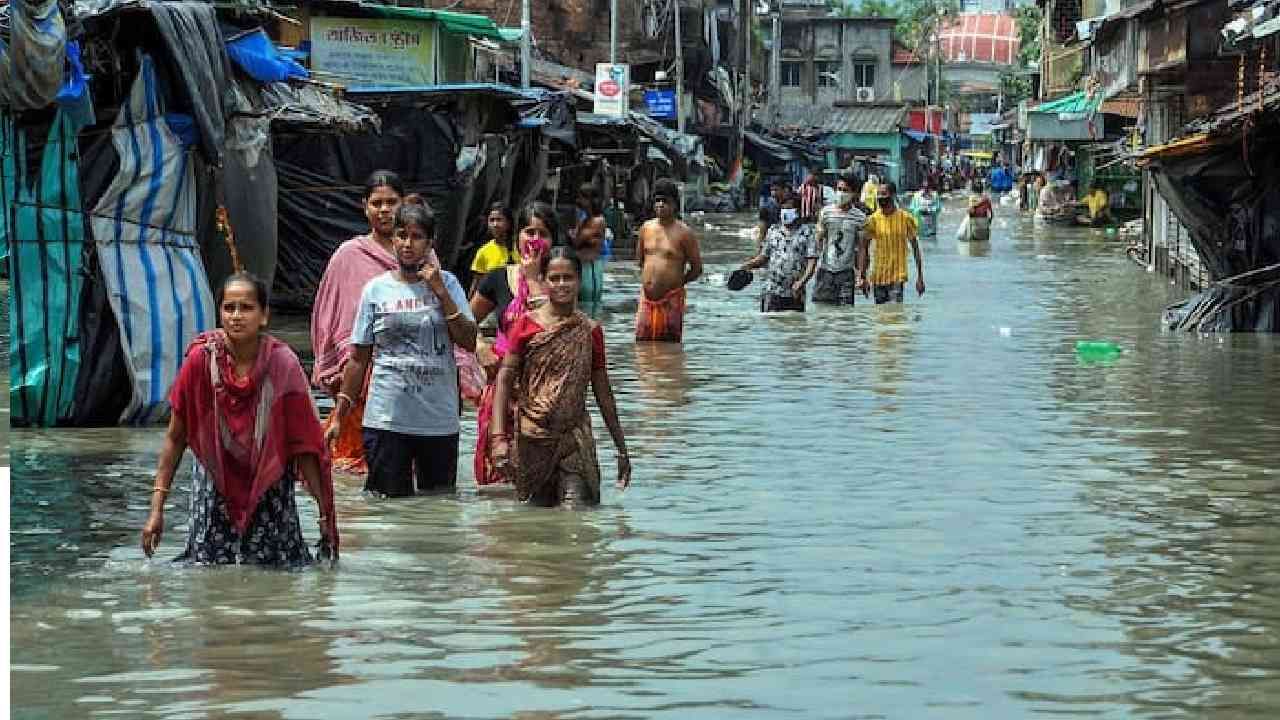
[469,202,558,487]
[141,273,338,565]
[490,247,632,506]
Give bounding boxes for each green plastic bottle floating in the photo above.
[1075,340,1123,357]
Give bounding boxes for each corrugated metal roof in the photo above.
[940,13,1020,65]
[820,105,908,134]
[1101,98,1141,117]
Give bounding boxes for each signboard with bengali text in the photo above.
[644,89,676,119]
[311,16,436,86]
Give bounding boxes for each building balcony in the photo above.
[1043,42,1086,99]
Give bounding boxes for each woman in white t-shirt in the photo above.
[328,201,479,497]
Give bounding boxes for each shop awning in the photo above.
[1031,90,1103,119]
[820,105,908,134]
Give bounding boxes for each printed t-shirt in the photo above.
[506,315,606,371]
[864,209,918,286]
[816,203,867,273]
[351,271,473,436]
[471,240,514,276]
[761,223,818,298]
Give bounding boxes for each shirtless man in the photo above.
[635,178,703,342]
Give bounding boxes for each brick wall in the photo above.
[449,0,648,70]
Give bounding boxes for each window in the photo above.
[852,61,875,89]
[816,61,840,87]
[782,61,802,87]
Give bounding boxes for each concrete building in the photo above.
[766,7,913,183]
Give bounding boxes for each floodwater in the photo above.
[10,202,1280,718]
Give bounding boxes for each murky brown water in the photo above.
[10,203,1280,718]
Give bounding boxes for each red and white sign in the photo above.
[593,63,630,117]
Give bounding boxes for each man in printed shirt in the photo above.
[739,196,818,312]
[812,174,867,306]
[857,181,926,304]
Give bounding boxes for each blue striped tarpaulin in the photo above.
[89,55,214,425]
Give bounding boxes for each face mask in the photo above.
[836,191,853,205]
[780,208,798,225]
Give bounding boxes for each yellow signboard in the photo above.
[311,17,436,86]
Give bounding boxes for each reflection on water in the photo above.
[11,203,1280,718]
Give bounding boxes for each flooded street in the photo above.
[10,203,1280,718]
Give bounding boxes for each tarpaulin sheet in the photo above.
[208,116,278,291]
[271,96,546,310]
[88,55,215,425]
[0,0,67,110]
[3,109,87,426]
[515,89,576,148]
[271,106,461,310]
[148,1,232,165]
[225,26,307,84]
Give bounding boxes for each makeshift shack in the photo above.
[1141,78,1280,332]
[3,0,376,426]
[271,83,547,308]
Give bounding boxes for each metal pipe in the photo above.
[520,0,531,88]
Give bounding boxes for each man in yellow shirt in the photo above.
[857,182,926,304]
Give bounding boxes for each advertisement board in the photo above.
[311,17,436,86]
[594,63,630,116]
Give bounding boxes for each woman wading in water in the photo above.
[141,273,339,565]
[310,170,406,474]
[490,246,632,506]
[328,201,477,497]
[469,203,556,487]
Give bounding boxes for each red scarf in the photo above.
[170,331,337,546]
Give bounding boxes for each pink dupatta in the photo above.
[310,234,396,391]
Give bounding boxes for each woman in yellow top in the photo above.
[860,174,880,211]
[1079,183,1112,227]
[470,203,516,296]
[857,181,926,305]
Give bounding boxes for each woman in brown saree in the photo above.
[490,246,631,506]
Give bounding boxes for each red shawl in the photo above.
[310,234,397,391]
[170,330,338,547]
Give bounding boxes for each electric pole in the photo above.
[674,0,685,133]
[610,0,618,64]
[520,0,531,88]
[734,0,749,189]
[770,11,780,125]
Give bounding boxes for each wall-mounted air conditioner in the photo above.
[856,87,875,102]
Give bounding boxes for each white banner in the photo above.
[593,63,630,116]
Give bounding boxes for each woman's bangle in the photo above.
[152,486,169,495]
[336,392,354,406]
